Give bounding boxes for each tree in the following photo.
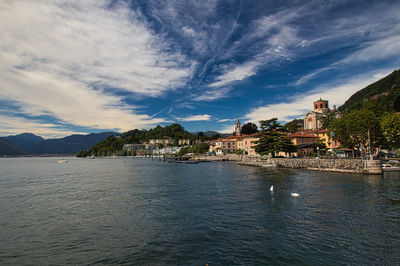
[320,110,340,129]
[241,123,258,134]
[255,118,297,157]
[76,150,88,157]
[259,118,281,131]
[394,95,400,112]
[191,143,209,154]
[381,113,400,149]
[328,109,384,149]
[282,119,303,132]
[177,146,191,157]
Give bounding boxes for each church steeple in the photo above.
[235,119,241,136]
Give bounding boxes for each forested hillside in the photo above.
[78,123,218,157]
[0,138,24,155]
[338,69,400,115]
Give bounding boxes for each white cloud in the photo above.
[0,0,194,134]
[0,115,86,139]
[195,87,232,101]
[244,69,392,123]
[217,118,236,123]
[217,123,237,134]
[294,67,333,86]
[207,8,302,91]
[177,114,211,122]
[209,62,258,88]
[338,36,400,65]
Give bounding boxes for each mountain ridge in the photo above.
[338,69,400,114]
[1,132,119,155]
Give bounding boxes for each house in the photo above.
[178,139,191,145]
[237,134,259,154]
[193,139,203,145]
[210,137,237,155]
[148,138,175,146]
[284,131,320,157]
[313,129,340,149]
[123,144,144,152]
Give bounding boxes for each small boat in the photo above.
[58,159,68,163]
[382,164,400,172]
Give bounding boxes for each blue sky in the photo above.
[1,0,400,138]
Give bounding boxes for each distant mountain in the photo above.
[1,132,119,155]
[0,138,24,155]
[4,133,44,149]
[191,131,229,137]
[25,132,119,154]
[339,69,400,114]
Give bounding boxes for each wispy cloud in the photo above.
[209,62,258,88]
[0,0,194,133]
[338,36,400,65]
[206,6,303,94]
[177,114,211,122]
[217,118,236,123]
[294,67,333,86]
[245,69,391,123]
[195,87,232,101]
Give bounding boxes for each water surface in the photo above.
[0,157,399,264]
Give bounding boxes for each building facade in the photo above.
[178,139,190,145]
[237,134,259,154]
[304,99,329,130]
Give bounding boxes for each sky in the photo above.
[1,0,400,138]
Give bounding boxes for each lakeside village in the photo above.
[122,99,356,159]
[86,98,398,175]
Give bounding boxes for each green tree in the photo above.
[381,113,400,149]
[259,118,281,131]
[394,95,400,112]
[328,109,384,149]
[320,110,339,129]
[76,150,88,157]
[282,119,303,132]
[241,122,258,134]
[177,146,191,157]
[255,118,297,157]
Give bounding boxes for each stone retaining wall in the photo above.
[270,158,364,172]
[194,155,381,174]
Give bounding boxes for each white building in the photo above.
[304,99,329,130]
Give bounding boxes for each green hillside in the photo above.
[0,138,24,155]
[338,69,400,115]
[77,123,218,157]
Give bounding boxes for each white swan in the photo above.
[270,185,274,192]
[291,193,299,197]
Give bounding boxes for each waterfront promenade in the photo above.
[193,155,383,175]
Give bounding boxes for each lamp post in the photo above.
[368,129,372,160]
[330,131,335,158]
[316,146,320,159]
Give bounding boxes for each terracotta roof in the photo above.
[286,134,319,138]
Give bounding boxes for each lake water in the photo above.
[0,157,399,265]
